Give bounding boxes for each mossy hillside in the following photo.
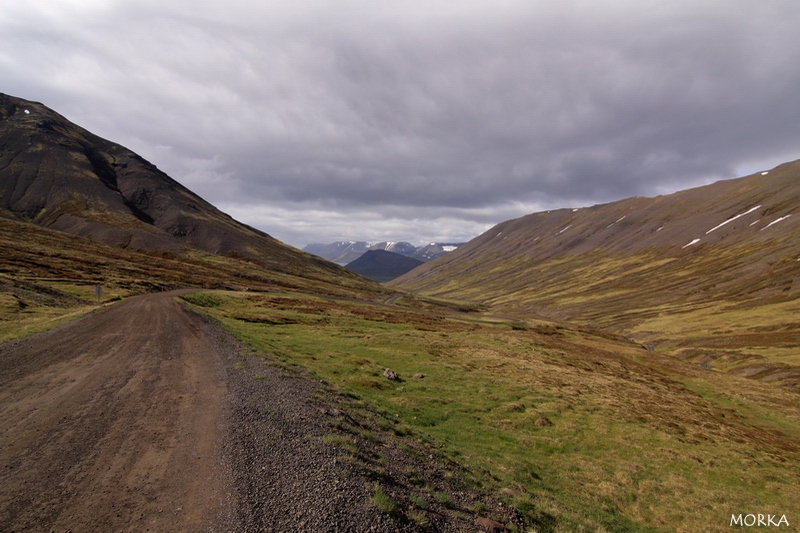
[183,290,800,533]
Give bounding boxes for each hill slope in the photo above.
[392,161,800,386]
[0,93,374,289]
[345,249,424,282]
[393,161,800,322]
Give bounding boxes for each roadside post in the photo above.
[95,284,103,304]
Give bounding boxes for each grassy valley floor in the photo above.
[182,290,800,532]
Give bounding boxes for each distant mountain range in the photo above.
[303,241,464,265]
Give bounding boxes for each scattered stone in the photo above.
[476,516,510,532]
[383,368,399,380]
[412,373,425,379]
[534,417,553,427]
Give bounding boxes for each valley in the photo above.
[1,93,798,532]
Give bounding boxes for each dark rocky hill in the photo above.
[0,93,367,286]
[345,249,424,283]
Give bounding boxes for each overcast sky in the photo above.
[2,1,799,247]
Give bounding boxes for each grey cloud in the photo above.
[2,1,800,245]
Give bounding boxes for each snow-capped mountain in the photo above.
[303,241,464,265]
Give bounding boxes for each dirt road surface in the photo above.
[0,291,232,532]
[0,291,520,532]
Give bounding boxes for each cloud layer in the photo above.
[3,0,800,246]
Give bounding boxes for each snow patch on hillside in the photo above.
[705,205,761,234]
[682,238,701,249]
[761,214,792,230]
[606,216,626,228]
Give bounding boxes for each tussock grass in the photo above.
[185,290,800,532]
[370,483,398,515]
[322,433,359,454]
[408,509,430,527]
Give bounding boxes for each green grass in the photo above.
[322,434,359,454]
[180,292,222,308]
[0,302,97,343]
[410,494,429,509]
[184,290,800,532]
[408,509,430,527]
[371,483,398,515]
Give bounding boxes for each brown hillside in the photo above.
[0,93,366,286]
[393,160,800,318]
[391,161,800,387]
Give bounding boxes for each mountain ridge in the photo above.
[304,241,464,265]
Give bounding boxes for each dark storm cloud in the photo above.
[2,1,799,246]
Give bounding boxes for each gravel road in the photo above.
[0,291,231,532]
[0,291,520,532]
